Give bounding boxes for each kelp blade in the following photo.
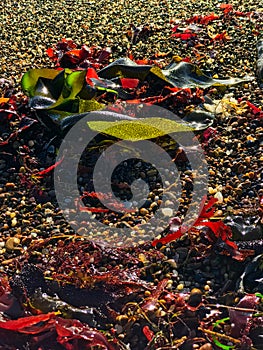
[21,69,63,97]
[98,57,152,80]
[163,61,254,88]
[87,117,193,141]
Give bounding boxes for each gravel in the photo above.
[0,0,262,86]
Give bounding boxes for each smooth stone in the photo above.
[161,207,173,217]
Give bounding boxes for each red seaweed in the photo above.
[34,157,64,178]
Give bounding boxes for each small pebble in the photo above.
[161,207,173,217]
[5,237,20,251]
[177,283,184,291]
[199,344,213,350]
[204,285,210,291]
[139,208,149,215]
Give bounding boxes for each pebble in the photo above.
[214,191,223,203]
[161,207,173,217]
[5,182,16,189]
[139,208,149,215]
[5,237,21,251]
[204,284,210,291]
[30,232,38,238]
[177,283,184,291]
[166,279,173,289]
[199,344,213,350]
[166,259,177,268]
[11,218,17,227]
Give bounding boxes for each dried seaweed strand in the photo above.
[198,327,241,344]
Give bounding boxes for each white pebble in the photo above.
[162,207,173,217]
[214,191,223,203]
